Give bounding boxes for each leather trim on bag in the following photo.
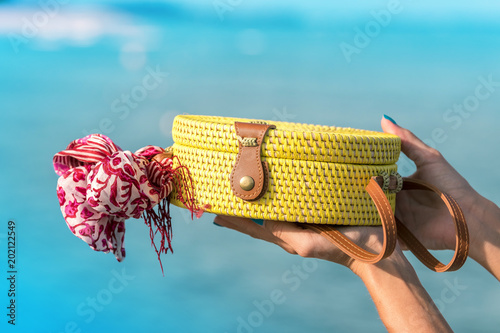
[230,122,276,201]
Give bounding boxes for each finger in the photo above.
[214,216,297,254]
[214,216,269,240]
[381,115,441,167]
[397,236,409,251]
[263,220,332,257]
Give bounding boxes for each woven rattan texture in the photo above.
[170,115,401,225]
[173,115,401,165]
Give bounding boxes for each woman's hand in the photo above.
[380,116,481,251]
[382,116,500,280]
[213,215,385,273]
[211,116,500,331]
[213,216,452,332]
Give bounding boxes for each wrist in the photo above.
[465,193,500,276]
[350,247,410,280]
[351,247,452,332]
[466,193,499,254]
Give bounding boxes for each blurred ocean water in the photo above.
[1,1,499,332]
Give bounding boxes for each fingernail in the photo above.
[383,114,397,125]
[251,219,264,226]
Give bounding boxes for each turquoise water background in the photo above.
[1,1,500,332]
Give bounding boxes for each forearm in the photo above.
[352,252,452,333]
[467,195,500,280]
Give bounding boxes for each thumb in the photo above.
[381,115,439,167]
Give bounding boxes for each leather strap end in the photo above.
[230,122,275,201]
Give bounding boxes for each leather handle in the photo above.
[396,178,469,272]
[303,177,397,264]
[304,177,469,272]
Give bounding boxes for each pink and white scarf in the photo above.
[53,134,198,271]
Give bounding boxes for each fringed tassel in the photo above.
[171,156,211,218]
[171,156,199,218]
[143,154,205,275]
[143,198,173,275]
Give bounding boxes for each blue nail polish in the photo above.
[213,222,222,227]
[383,114,397,125]
[251,219,264,226]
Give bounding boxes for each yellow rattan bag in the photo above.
[171,115,400,225]
[170,114,469,272]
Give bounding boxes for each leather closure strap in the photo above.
[396,178,469,272]
[230,122,276,201]
[303,177,398,264]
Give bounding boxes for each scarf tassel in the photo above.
[143,155,204,274]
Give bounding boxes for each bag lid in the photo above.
[172,115,400,165]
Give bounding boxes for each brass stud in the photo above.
[239,176,255,191]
